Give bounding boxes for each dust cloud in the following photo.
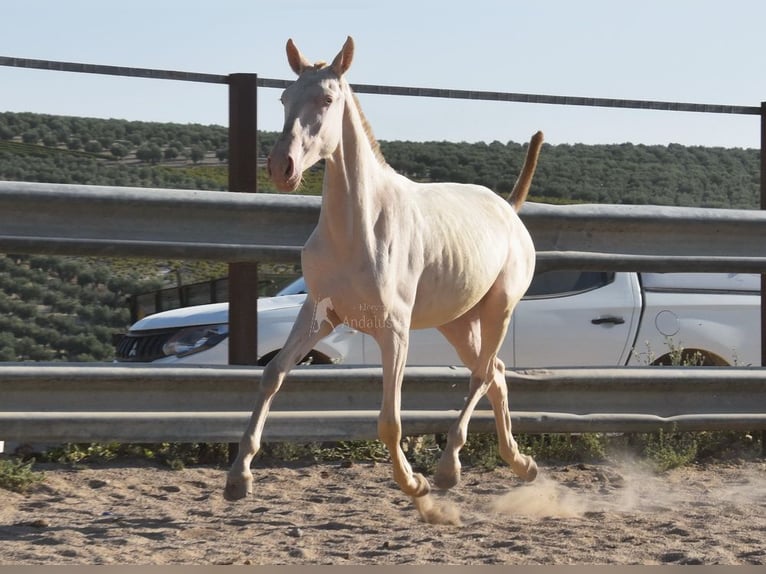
[491,474,587,518]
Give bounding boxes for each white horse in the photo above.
[225,36,544,524]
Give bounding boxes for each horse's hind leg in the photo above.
[486,360,537,482]
[479,279,537,482]
[432,309,486,490]
[433,279,537,490]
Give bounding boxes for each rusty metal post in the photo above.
[761,101,765,456]
[228,74,260,366]
[761,101,766,366]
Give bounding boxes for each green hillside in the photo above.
[1,111,760,207]
[381,139,760,208]
[0,111,760,361]
[0,255,149,361]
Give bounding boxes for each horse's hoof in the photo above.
[433,451,461,490]
[520,455,538,482]
[223,474,253,501]
[433,466,460,490]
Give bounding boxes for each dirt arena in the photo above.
[1,458,765,565]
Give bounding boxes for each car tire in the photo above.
[256,349,333,366]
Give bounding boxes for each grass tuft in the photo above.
[0,457,45,493]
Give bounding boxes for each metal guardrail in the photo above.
[1,181,766,445]
[2,364,765,442]
[0,181,314,263]
[2,180,766,272]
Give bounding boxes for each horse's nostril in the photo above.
[284,156,294,179]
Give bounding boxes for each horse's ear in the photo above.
[331,36,354,77]
[286,38,311,75]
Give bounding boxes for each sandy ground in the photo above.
[1,457,765,565]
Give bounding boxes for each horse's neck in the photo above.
[318,89,391,253]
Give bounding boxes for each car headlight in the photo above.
[162,324,229,358]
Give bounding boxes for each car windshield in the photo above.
[276,277,307,296]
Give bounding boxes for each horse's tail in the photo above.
[507,131,544,212]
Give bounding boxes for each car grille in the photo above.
[114,329,175,362]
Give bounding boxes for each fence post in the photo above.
[761,101,765,367]
[227,74,260,366]
[761,101,765,456]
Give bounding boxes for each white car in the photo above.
[115,271,760,368]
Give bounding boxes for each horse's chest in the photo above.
[301,260,387,330]
[306,269,377,306]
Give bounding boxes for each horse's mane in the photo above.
[350,91,388,168]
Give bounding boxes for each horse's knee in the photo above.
[487,364,509,400]
[258,363,285,396]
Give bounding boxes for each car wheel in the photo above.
[256,349,333,366]
[651,349,728,367]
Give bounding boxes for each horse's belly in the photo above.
[410,297,479,329]
[409,227,534,329]
[409,268,495,329]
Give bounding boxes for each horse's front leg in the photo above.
[375,326,459,525]
[376,327,425,495]
[224,298,336,501]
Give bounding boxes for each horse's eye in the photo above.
[324,95,333,106]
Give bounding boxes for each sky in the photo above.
[1,0,765,149]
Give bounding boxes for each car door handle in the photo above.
[591,316,625,325]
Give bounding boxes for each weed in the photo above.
[314,440,390,463]
[632,337,731,367]
[0,457,45,493]
[462,433,502,471]
[640,428,699,471]
[43,442,121,464]
[258,442,320,463]
[27,429,761,476]
[402,432,610,475]
[694,430,762,461]
[404,435,440,474]
[517,433,608,464]
[39,442,231,469]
